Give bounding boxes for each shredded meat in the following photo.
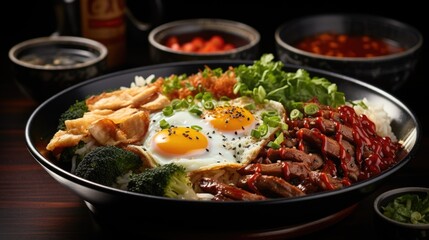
[237,174,305,198]
[198,177,267,201]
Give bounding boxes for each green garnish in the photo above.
[191,125,202,131]
[382,192,429,224]
[160,119,170,129]
[267,132,284,149]
[290,109,303,120]
[304,103,319,115]
[188,105,203,116]
[162,74,187,94]
[234,53,345,111]
[203,101,215,110]
[162,106,174,116]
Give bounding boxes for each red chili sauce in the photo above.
[293,32,405,58]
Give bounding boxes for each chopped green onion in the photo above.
[202,92,213,101]
[264,116,281,128]
[170,99,182,109]
[251,129,261,138]
[188,105,203,116]
[354,100,368,109]
[160,119,170,129]
[162,106,174,116]
[244,103,256,110]
[186,95,194,103]
[262,111,278,117]
[258,124,268,137]
[250,124,269,139]
[194,92,203,100]
[290,109,303,120]
[172,99,189,109]
[219,96,230,101]
[267,141,280,149]
[280,122,288,131]
[233,82,242,95]
[191,125,202,131]
[253,86,266,103]
[304,103,319,115]
[203,101,215,110]
[267,132,284,149]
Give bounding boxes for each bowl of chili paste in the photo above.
[275,14,423,92]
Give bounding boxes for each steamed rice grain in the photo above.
[351,98,397,142]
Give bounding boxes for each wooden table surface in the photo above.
[1,58,428,240]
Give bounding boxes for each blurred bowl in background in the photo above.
[275,14,423,92]
[148,18,260,63]
[373,187,429,240]
[9,36,108,102]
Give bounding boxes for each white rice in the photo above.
[120,74,156,89]
[350,98,397,142]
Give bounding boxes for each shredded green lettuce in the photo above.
[234,53,345,111]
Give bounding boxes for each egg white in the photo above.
[142,96,286,172]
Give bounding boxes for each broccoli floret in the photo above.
[57,99,88,131]
[127,163,198,200]
[59,141,87,163]
[75,146,142,186]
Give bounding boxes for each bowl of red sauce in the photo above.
[275,14,423,92]
[148,18,260,63]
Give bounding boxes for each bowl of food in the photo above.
[374,187,429,239]
[25,54,420,236]
[148,18,260,63]
[275,14,423,92]
[9,36,108,102]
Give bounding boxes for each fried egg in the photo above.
[142,96,286,172]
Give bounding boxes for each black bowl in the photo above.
[25,61,420,233]
[148,18,260,63]
[9,36,108,102]
[374,187,429,240]
[275,14,423,93]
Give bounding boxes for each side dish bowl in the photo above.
[374,187,429,239]
[9,36,108,102]
[148,19,260,63]
[25,61,420,233]
[275,14,423,92]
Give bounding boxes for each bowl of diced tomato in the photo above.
[148,18,260,63]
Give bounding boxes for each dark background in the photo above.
[2,1,427,134]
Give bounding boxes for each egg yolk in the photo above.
[152,127,208,156]
[204,106,255,132]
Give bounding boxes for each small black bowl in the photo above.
[9,36,108,102]
[148,18,260,63]
[275,14,423,92]
[374,187,429,240]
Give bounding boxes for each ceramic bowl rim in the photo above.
[274,13,423,62]
[373,187,429,230]
[8,35,108,70]
[148,18,261,56]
